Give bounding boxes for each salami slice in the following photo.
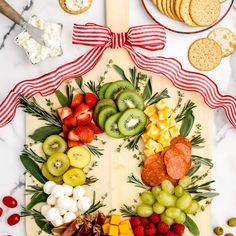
[170,136,192,149]
[173,143,191,163]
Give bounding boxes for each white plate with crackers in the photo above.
[141,0,234,34]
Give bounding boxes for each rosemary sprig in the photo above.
[22,145,45,164]
[86,145,104,158]
[66,84,75,105]
[173,91,185,113]
[127,174,150,190]
[145,88,170,106]
[25,185,44,195]
[120,204,137,217]
[85,81,98,95]
[84,176,98,186]
[175,100,197,122]
[125,131,144,151]
[75,77,85,94]
[192,155,213,168]
[190,135,205,148]
[186,180,216,194]
[19,95,61,127]
[21,207,47,221]
[193,192,219,202]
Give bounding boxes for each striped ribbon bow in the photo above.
[0,23,235,129]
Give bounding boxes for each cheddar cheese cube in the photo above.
[169,126,180,138]
[158,111,169,121]
[158,136,170,147]
[102,223,110,234]
[119,223,130,234]
[157,120,170,130]
[123,231,134,236]
[144,105,156,117]
[110,215,121,225]
[156,100,167,110]
[141,133,150,143]
[146,139,163,152]
[149,113,159,123]
[146,125,160,140]
[169,118,177,127]
[109,225,119,235]
[120,220,131,229]
[144,148,155,157]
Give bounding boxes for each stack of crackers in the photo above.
[152,0,226,27]
[188,28,236,71]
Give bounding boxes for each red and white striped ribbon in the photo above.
[0,23,235,128]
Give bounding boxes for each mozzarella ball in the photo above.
[56,196,72,210]
[59,209,68,216]
[63,212,76,224]
[51,215,63,227]
[41,204,51,217]
[68,200,78,213]
[51,185,66,198]
[45,207,60,222]
[47,195,57,206]
[62,184,73,196]
[43,181,56,194]
[77,196,91,212]
[73,186,85,200]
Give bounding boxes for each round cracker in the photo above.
[190,0,220,26]
[59,0,92,15]
[208,27,236,57]
[166,0,176,19]
[220,0,227,3]
[180,0,198,27]
[157,0,165,14]
[162,0,170,17]
[188,38,222,71]
[170,0,182,21]
[175,0,183,21]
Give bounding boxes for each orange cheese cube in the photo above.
[110,214,121,225]
[120,220,132,229]
[144,105,156,117]
[123,231,134,236]
[119,223,130,234]
[141,133,150,143]
[103,223,110,234]
[109,225,119,235]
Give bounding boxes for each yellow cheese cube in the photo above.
[154,143,164,153]
[141,133,150,143]
[123,231,134,236]
[169,126,179,138]
[157,120,170,130]
[160,130,170,140]
[158,136,170,147]
[119,223,130,234]
[169,118,177,127]
[146,125,160,140]
[149,113,159,123]
[156,100,167,110]
[158,111,169,121]
[146,139,163,153]
[144,105,156,117]
[110,215,121,225]
[109,225,119,236]
[103,223,110,234]
[144,148,155,157]
[120,220,131,229]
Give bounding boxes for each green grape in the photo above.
[178,176,192,188]
[175,211,186,224]
[152,186,162,199]
[165,207,181,219]
[176,193,192,210]
[161,180,175,194]
[184,200,200,214]
[141,191,156,205]
[160,213,174,225]
[170,195,177,207]
[153,202,165,214]
[157,191,176,207]
[175,185,184,198]
[136,204,153,217]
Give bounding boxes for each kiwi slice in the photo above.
[117,90,144,112]
[98,82,112,100]
[67,146,91,169]
[93,99,116,121]
[47,153,70,176]
[104,80,134,99]
[63,168,86,187]
[41,163,63,183]
[98,106,117,130]
[43,135,67,156]
[118,108,147,136]
[105,112,124,138]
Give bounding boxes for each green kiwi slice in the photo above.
[105,112,125,138]
[104,80,134,99]
[93,99,116,122]
[41,163,63,183]
[63,168,86,187]
[118,108,147,136]
[98,106,117,130]
[42,135,67,156]
[117,90,144,112]
[47,153,70,176]
[98,82,112,100]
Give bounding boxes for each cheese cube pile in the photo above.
[102,214,134,236]
[143,100,180,157]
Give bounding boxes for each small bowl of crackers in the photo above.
[59,0,92,15]
[141,0,234,34]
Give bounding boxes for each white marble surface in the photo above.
[0,0,235,235]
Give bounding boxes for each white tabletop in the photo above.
[0,0,235,235]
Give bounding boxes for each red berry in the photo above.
[130,216,141,228]
[3,196,18,208]
[63,114,77,127]
[156,222,169,234]
[68,129,80,141]
[7,214,20,226]
[63,125,69,138]
[166,231,175,236]
[134,225,144,236]
[149,213,161,224]
[75,126,94,144]
[0,207,3,217]
[171,223,185,236]
[87,122,104,134]
[85,93,98,109]
[71,94,84,108]
[68,140,83,148]
[77,113,92,126]
[141,217,149,226]
[145,223,157,235]
[57,107,73,120]
[74,103,90,117]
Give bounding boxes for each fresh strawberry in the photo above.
[141,218,149,226]
[75,126,94,143]
[68,140,83,148]
[134,225,144,236]
[63,125,69,138]
[149,213,160,225]
[85,93,98,109]
[68,129,80,141]
[145,223,157,235]
[130,216,141,228]
[171,223,185,236]
[71,94,84,108]
[74,103,90,117]
[57,107,73,120]
[87,121,104,134]
[166,231,175,236]
[156,222,169,234]
[77,113,92,126]
[63,115,77,127]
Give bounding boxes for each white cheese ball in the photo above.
[45,207,60,222]
[47,195,57,206]
[62,184,73,196]
[41,204,51,217]
[68,199,78,213]
[56,196,72,210]
[77,196,91,212]
[73,186,85,200]
[59,209,68,216]
[51,215,63,227]
[43,181,56,194]
[51,185,66,198]
[63,212,76,224]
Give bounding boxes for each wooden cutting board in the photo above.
[25,0,212,235]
